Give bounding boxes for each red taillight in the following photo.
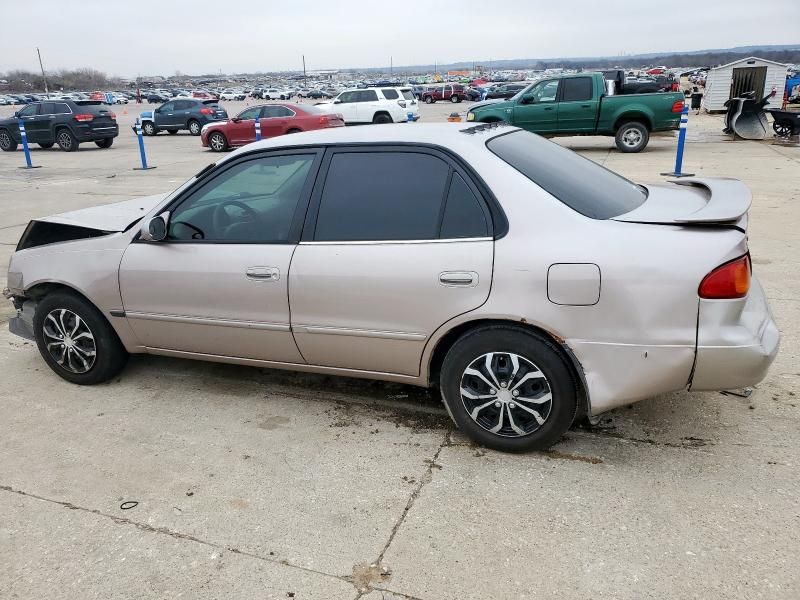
[671,82,680,92]
[671,100,685,113]
[74,114,94,122]
[200,107,213,115]
[109,112,116,120]
[699,255,751,299]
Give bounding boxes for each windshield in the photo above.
[487,130,647,219]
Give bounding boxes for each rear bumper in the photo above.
[690,277,780,391]
[76,124,119,140]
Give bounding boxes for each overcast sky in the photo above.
[3,0,798,76]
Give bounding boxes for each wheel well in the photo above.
[427,318,589,418]
[372,111,391,121]
[25,282,92,303]
[614,114,652,132]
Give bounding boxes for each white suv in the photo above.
[323,87,419,124]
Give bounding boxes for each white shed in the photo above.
[701,56,788,112]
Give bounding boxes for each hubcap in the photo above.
[459,352,552,438]
[190,122,200,134]
[42,309,96,374]
[623,128,642,147]
[58,132,71,149]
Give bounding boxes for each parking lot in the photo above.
[1,100,798,599]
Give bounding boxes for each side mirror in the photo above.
[333,99,341,104]
[521,95,537,105]
[231,117,241,123]
[140,212,169,242]
[13,111,19,118]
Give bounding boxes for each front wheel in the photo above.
[0,129,18,151]
[56,129,79,152]
[95,138,113,149]
[615,122,649,153]
[208,131,228,152]
[188,120,201,136]
[142,121,157,136]
[33,292,129,385]
[440,326,577,452]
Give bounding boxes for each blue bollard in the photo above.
[133,118,156,171]
[661,105,695,178]
[16,119,41,169]
[254,118,262,141]
[407,111,414,122]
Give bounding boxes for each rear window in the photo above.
[486,130,647,219]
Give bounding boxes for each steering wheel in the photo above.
[211,200,261,237]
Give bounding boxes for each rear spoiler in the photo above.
[669,178,751,223]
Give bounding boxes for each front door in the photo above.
[154,101,176,128]
[289,147,494,376]
[119,150,322,362]
[16,103,44,143]
[333,91,359,123]
[228,106,261,146]
[556,76,598,132]
[512,79,560,132]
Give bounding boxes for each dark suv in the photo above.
[0,100,118,152]
[139,99,227,136]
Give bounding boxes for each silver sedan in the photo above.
[4,123,779,451]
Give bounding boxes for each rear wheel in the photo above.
[56,128,79,152]
[208,131,228,152]
[38,142,54,149]
[95,138,113,149]
[440,326,578,452]
[188,119,201,136]
[615,121,649,153]
[33,292,129,385]
[142,121,157,136]
[372,113,392,124]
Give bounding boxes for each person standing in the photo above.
[691,86,703,114]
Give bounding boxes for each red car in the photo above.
[201,103,345,152]
[192,90,217,100]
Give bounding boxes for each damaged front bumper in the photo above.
[5,291,36,342]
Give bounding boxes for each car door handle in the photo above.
[439,271,478,287]
[246,267,280,281]
[543,106,554,111]
[581,104,591,108]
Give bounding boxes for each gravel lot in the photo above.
[1,100,798,599]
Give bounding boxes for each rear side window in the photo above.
[54,103,71,114]
[381,88,399,100]
[358,90,378,102]
[400,90,414,100]
[441,174,488,238]
[314,152,449,241]
[487,130,646,219]
[39,102,56,114]
[561,78,593,102]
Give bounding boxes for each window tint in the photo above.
[487,130,646,219]
[168,154,315,242]
[54,102,71,114]
[18,104,38,117]
[176,100,194,110]
[314,152,449,241]
[237,107,261,120]
[440,173,488,239]
[263,105,294,118]
[337,91,356,103]
[160,102,175,111]
[561,77,593,102]
[381,88,399,100]
[39,102,56,114]
[358,90,378,102]
[526,80,559,103]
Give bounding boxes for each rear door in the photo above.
[356,89,380,122]
[513,79,560,132]
[260,105,295,137]
[289,147,494,376]
[556,76,598,132]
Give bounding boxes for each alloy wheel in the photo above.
[42,308,97,374]
[459,352,552,438]
[0,131,11,149]
[57,131,73,150]
[209,132,226,151]
[189,121,201,135]
[622,128,642,148]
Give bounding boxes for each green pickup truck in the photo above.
[466,72,685,152]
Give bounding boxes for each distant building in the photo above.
[702,56,787,112]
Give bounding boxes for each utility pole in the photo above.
[36,47,49,93]
[390,56,393,77]
[302,55,307,86]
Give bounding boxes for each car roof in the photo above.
[227,123,517,160]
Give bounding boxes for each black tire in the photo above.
[55,128,79,152]
[33,291,129,385]
[440,326,578,452]
[188,119,201,136]
[208,131,228,152]
[38,142,54,149]
[0,129,18,151]
[142,121,157,136]
[167,129,178,135]
[95,138,113,149]
[372,113,392,124]
[615,121,649,153]
[424,96,434,104]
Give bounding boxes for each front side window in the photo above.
[561,78,593,102]
[167,154,315,242]
[337,91,356,103]
[526,80,559,103]
[237,107,260,120]
[18,104,38,117]
[314,152,450,241]
[160,102,175,112]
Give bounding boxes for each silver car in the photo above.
[4,123,779,451]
